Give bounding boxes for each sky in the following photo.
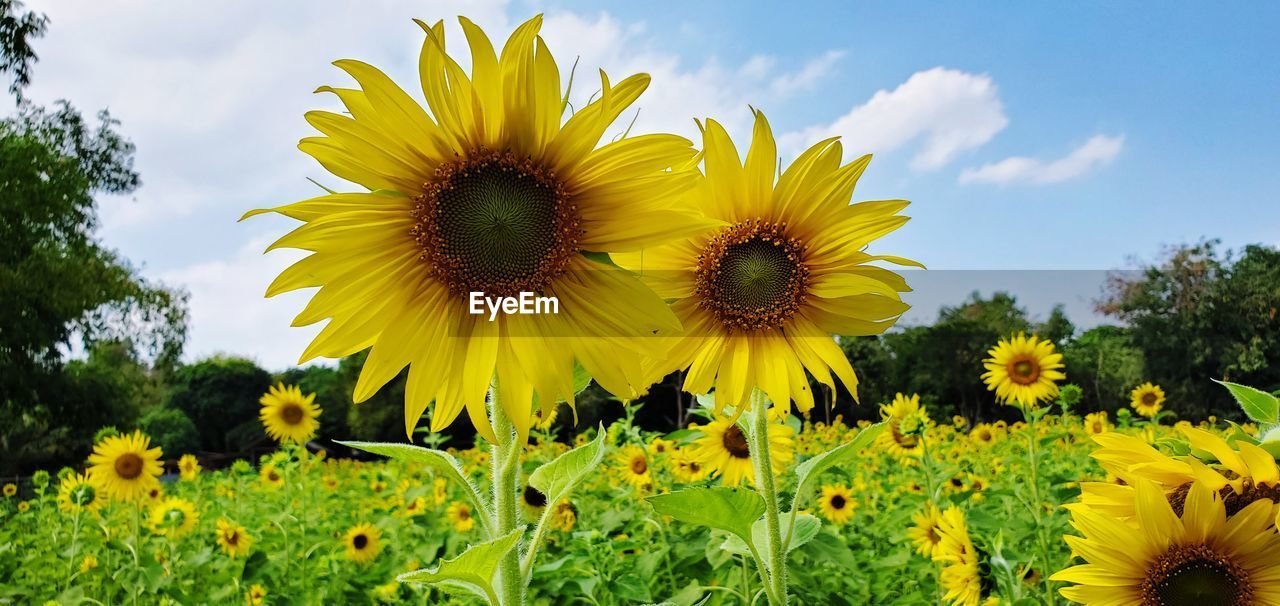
[18,1,1280,370]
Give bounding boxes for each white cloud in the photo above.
[779,67,1008,169]
[958,134,1125,185]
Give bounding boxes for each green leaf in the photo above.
[792,423,884,506]
[1215,380,1280,424]
[337,441,489,525]
[647,487,765,546]
[610,573,653,603]
[399,529,523,605]
[529,424,607,506]
[721,513,822,558]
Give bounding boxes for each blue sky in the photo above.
[20,1,1280,368]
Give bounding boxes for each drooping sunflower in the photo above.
[344,523,383,564]
[259,383,321,444]
[216,518,253,558]
[614,445,653,489]
[1082,411,1110,436]
[243,15,707,443]
[907,504,945,559]
[877,393,929,457]
[1052,480,1280,605]
[177,454,201,481]
[980,333,1065,407]
[57,473,104,515]
[690,417,794,488]
[149,497,199,538]
[817,484,856,525]
[936,506,985,606]
[1130,382,1166,418]
[446,501,476,532]
[614,109,917,416]
[86,430,163,502]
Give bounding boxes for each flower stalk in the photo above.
[747,389,788,606]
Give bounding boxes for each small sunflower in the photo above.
[177,454,201,481]
[1130,382,1166,419]
[2,483,15,498]
[646,437,675,457]
[1082,411,1110,436]
[690,417,794,488]
[817,484,856,525]
[877,393,929,457]
[614,445,652,489]
[669,447,710,483]
[79,554,98,573]
[344,523,383,564]
[245,584,266,606]
[968,424,998,446]
[936,506,985,606]
[86,430,163,502]
[57,473,104,515]
[1053,480,1280,604]
[149,497,199,538]
[432,477,448,505]
[216,518,253,558]
[521,484,548,519]
[446,501,476,532]
[259,383,321,444]
[980,334,1065,407]
[908,505,945,559]
[259,463,285,489]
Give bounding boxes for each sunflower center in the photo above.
[458,508,471,521]
[226,531,240,546]
[830,495,847,510]
[722,425,751,459]
[413,149,579,298]
[630,456,648,475]
[1139,544,1252,606]
[1142,392,1158,405]
[353,534,368,550]
[695,221,809,332]
[280,403,305,425]
[1007,357,1041,385]
[114,453,144,480]
[523,485,547,508]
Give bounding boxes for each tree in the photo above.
[1062,326,1144,413]
[167,356,272,452]
[0,0,45,99]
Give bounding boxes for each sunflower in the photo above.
[817,484,856,525]
[877,393,929,457]
[690,417,794,488]
[2,483,15,498]
[86,430,163,502]
[646,437,675,457]
[669,447,710,483]
[908,505,945,559]
[344,523,383,564]
[446,501,476,532]
[79,554,98,573]
[216,518,253,558]
[245,584,267,606]
[401,495,429,518]
[1052,480,1280,604]
[1083,411,1110,436]
[980,334,1065,407]
[614,445,652,489]
[432,477,448,505]
[550,499,577,532]
[534,404,559,431]
[521,484,548,519]
[1131,382,1166,418]
[259,383,321,444]
[936,506,985,606]
[243,15,705,443]
[968,424,998,446]
[613,109,917,417]
[177,454,201,481]
[149,497,199,538]
[260,463,285,489]
[57,473,103,515]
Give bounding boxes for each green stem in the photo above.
[1023,407,1056,606]
[747,389,788,606]
[66,509,82,589]
[489,384,524,606]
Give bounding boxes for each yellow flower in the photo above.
[816,484,856,525]
[177,454,201,481]
[1052,480,1280,604]
[968,423,999,446]
[2,483,15,498]
[79,554,99,573]
[936,506,984,606]
[17,501,29,513]
[259,463,285,489]
[550,499,577,532]
[86,430,163,502]
[446,502,476,532]
[149,497,199,538]
[877,393,929,457]
[690,417,794,488]
[245,584,266,606]
[259,383,321,444]
[646,437,675,457]
[57,473,104,515]
[344,523,383,564]
[981,333,1065,407]
[216,518,253,558]
[907,505,945,559]
[432,477,448,505]
[243,15,701,444]
[614,445,652,489]
[669,447,710,483]
[1130,382,1166,418]
[614,109,916,416]
[1082,411,1110,435]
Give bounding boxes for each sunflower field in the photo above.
[5,6,1280,606]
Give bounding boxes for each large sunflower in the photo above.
[259,383,321,443]
[690,416,794,488]
[1131,382,1166,418]
[1052,480,1280,605]
[980,333,1065,407]
[614,110,917,416]
[243,15,706,442]
[817,484,856,525]
[936,506,985,606]
[86,430,163,502]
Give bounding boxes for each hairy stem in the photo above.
[747,389,788,606]
[489,385,525,606]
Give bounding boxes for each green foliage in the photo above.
[1061,326,1144,412]
[400,530,524,604]
[166,356,271,452]
[138,406,200,456]
[0,0,46,99]
[647,487,766,548]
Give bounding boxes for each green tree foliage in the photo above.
[138,406,200,456]
[1061,326,1144,413]
[0,0,45,99]
[1099,241,1280,419]
[167,356,271,452]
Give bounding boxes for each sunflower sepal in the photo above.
[398,528,523,606]
[336,440,490,532]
